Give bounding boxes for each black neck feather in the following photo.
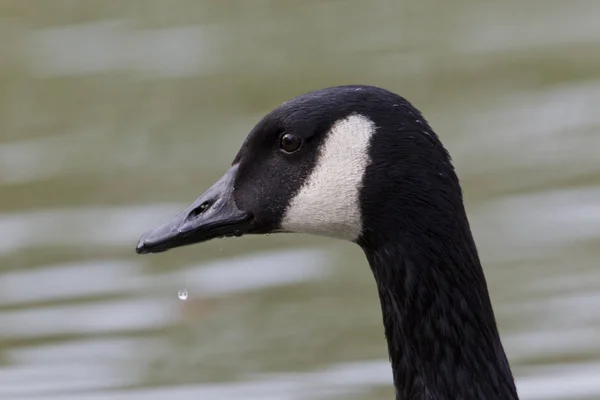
[362,238,519,399]
[357,123,519,399]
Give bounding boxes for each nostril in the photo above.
[188,201,212,219]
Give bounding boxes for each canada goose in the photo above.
[136,85,519,399]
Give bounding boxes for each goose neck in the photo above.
[362,241,519,400]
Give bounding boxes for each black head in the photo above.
[135,85,460,254]
[134,85,521,400]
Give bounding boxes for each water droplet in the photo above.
[178,289,188,300]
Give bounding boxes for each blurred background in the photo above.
[1,1,600,399]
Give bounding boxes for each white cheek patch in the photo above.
[281,113,376,241]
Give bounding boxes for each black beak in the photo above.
[135,165,254,254]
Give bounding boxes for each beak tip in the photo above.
[136,234,155,255]
[135,239,147,254]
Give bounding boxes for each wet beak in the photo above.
[135,165,253,254]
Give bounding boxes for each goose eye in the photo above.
[279,133,302,154]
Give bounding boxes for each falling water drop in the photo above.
[178,289,188,300]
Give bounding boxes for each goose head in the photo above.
[136,85,455,253]
[135,84,518,400]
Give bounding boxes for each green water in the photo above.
[1,1,600,399]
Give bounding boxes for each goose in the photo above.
[135,85,519,399]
